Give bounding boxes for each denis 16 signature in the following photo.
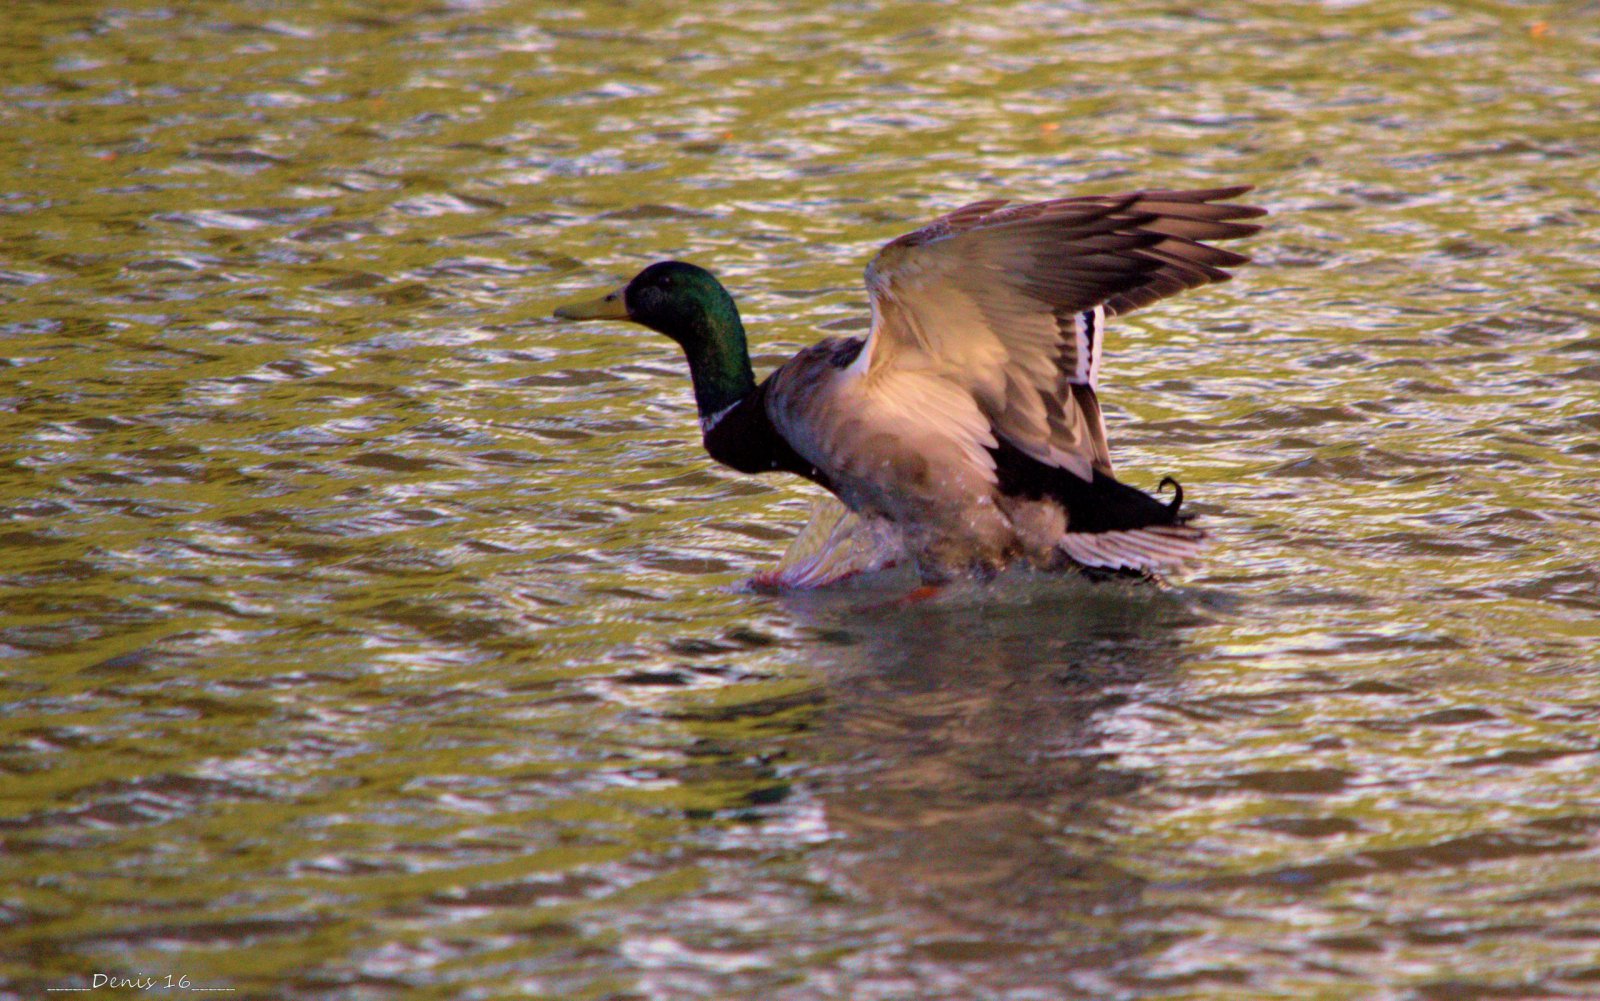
[49,975,234,992]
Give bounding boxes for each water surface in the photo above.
[4,1,1600,998]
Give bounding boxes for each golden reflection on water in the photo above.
[3,0,1600,998]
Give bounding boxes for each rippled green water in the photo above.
[4,1,1599,998]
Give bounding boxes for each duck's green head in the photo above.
[556,261,738,342]
[555,261,755,419]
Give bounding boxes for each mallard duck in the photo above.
[556,186,1265,587]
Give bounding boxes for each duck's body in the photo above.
[557,186,1265,586]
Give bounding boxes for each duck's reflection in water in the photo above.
[778,576,1201,987]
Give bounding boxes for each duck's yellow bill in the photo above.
[553,286,629,321]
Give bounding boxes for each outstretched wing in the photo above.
[857,186,1265,480]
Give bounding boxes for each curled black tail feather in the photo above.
[993,440,1206,571]
[991,439,1188,534]
[1157,476,1186,518]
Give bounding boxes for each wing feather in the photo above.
[858,186,1263,481]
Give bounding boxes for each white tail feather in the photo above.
[1058,524,1207,573]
